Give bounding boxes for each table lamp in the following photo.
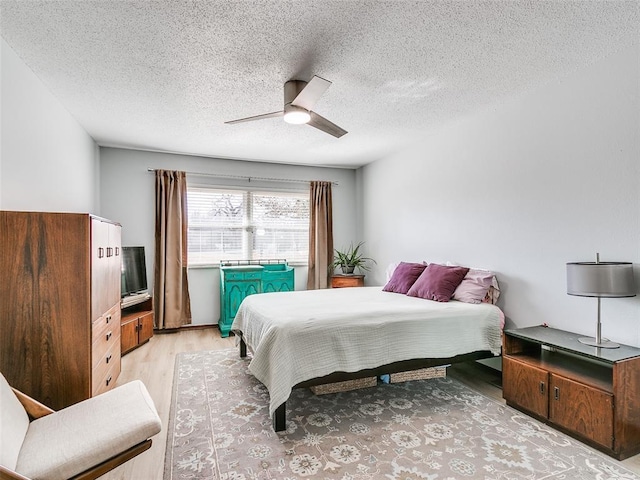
[566,253,636,348]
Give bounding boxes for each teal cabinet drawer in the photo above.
[222,272,243,280]
[223,270,263,281]
[224,272,263,281]
[242,272,263,280]
[262,266,294,293]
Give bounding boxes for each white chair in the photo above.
[0,373,161,480]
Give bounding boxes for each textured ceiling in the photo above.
[1,1,638,168]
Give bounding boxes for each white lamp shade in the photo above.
[567,262,636,298]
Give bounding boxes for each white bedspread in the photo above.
[231,286,503,416]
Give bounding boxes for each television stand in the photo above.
[121,296,154,356]
[503,326,640,459]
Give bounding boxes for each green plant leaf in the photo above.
[331,241,376,273]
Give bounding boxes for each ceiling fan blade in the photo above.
[307,111,347,138]
[225,111,283,124]
[291,76,332,110]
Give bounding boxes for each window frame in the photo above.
[186,183,310,268]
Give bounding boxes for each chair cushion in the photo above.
[15,380,161,480]
[0,373,30,470]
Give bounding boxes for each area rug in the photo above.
[164,349,639,479]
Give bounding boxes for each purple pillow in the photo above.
[453,269,494,304]
[382,262,427,294]
[407,264,470,302]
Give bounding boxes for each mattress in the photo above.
[231,286,503,416]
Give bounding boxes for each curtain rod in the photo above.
[147,168,338,186]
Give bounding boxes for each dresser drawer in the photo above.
[92,304,120,344]
[92,340,120,389]
[92,321,121,368]
[92,349,121,397]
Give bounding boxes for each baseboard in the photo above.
[154,324,218,334]
[180,323,218,331]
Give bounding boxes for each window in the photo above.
[187,186,309,265]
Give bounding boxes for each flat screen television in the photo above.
[121,246,148,297]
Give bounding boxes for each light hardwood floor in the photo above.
[102,328,640,479]
[102,328,234,480]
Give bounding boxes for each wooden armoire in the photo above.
[0,211,122,410]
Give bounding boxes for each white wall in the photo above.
[359,43,640,346]
[0,38,99,212]
[100,147,358,325]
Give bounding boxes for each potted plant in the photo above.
[332,241,376,275]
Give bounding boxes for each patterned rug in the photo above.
[164,349,639,479]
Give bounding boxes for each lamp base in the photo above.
[578,337,620,349]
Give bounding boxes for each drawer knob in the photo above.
[539,381,545,395]
[106,331,112,341]
[106,375,112,386]
[106,354,112,364]
[554,386,560,401]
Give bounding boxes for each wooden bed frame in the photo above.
[238,335,495,431]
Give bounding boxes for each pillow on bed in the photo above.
[382,261,427,294]
[453,269,494,304]
[407,263,469,302]
[483,276,501,305]
[446,261,501,305]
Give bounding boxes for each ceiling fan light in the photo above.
[283,106,311,124]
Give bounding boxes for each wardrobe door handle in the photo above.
[98,247,104,258]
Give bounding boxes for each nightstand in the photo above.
[331,274,365,288]
[503,326,640,460]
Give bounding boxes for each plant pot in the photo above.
[341,265,355,275]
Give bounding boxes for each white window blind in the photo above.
[187,187,309,265]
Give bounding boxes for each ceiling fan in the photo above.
[225,75,347,138]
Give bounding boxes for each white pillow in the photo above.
[385,262,401,282]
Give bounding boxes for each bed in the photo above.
[231,285,504,431]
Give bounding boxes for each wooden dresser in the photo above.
[0,211,122,410]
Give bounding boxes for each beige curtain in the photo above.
[307,181,334,289]
[154,170,192,329]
